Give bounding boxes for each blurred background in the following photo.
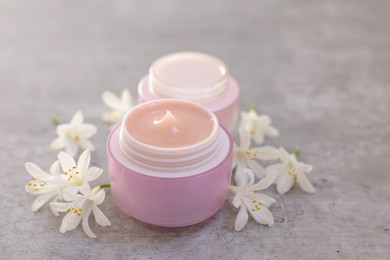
[1,0,390,259]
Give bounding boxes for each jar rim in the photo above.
[118,99,221,171]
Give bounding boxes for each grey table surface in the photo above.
[1,0,390,259]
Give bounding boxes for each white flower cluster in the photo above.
[230,107,314,231]
[25,150,111,238]
[26,88,314,237]
[25,89,132,238]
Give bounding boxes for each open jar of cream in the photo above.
[138,52,240,132]
[107,99,233,227]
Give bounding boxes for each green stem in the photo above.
[249,104,256,111]
[99,183,111,189]
[51,115,61,126]
[292,149,301,157]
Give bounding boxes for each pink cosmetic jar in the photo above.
[107,99,233,227]
[138,52,240,132]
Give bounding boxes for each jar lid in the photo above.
[149,52,229,102]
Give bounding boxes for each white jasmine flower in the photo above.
[240,108,279,144]
[229,169,276,231]
[50,186,111,238]
[233,128,280,186]
[102,89,132,124]
[266,147,314,194]
[25,160,69,216]
[58,150,103,195]
[51,111,97,157]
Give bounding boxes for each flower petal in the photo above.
[232,194,241,208]
[89,189,105,205]
[79,182,91,195]
[276,173,294,194]
[56,125,69,136]
[257,146,280,161]
[297,172,315,193]
[265,125,279,137]
[50,201,72,213]
[279,147,291,163]
[234,164,249,187]
[93,206,111,227]
[31,191,57,212]
[63,184,80,196]
[249,205,274,226]
[249,175,274,191]
[243,168,256,186]
[77,150,91,174]
[62,190,82,201]
[265,163,288,183]
[25,162,51,179]
[252,132,265,144]
[78,124,97,138]
[49,195,60,216]
[65,141,79,157]
[26,183,58,194]
[102,91,126,111]
[78,139,95,151]
[259,114,271,125]
[248,193,276,208]
[51,137,64,150]
[59,210,82,234]
[239,111,250,127]
[81,202,97,238]
[121,89,132,107]
[49,160,60,176]
[297,162,313,173]
[102,111,118,124]
[232,158,237,170]
[246,159,266,179]
[84,167,102,182]
[234,206,249,231]
[70,111,83,126]
[238,128,251,149]
[58,152,76,172]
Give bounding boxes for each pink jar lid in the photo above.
[149,52,229,102]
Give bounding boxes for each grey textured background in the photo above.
[1,0,390,259]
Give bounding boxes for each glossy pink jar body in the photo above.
[137,52,240,132]
[107,125,233,227]
[107,100,233,227]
